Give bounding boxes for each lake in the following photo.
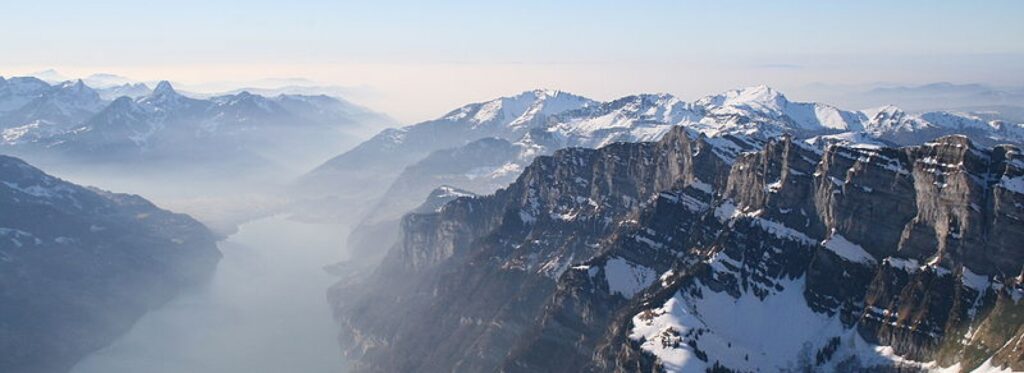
[72,215,349,373]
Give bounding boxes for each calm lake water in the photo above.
[72,215,350,373]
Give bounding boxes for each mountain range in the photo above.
[5,75,1023,372]
[299,85,1024,265]
[330,126,1024,372]
[0,76,392,172]
[291,84,1024,372]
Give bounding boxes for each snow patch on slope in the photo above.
[961,267,991,292]
[631,277,850,371]
[628,274,957,372]
[821,233,876,265]
[999,175,1024,194]
[973,357,1016,373]
[603,257,657,298]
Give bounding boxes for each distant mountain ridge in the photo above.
[801,82,1024,115]
[0,76,393,171]
[304,85,1024,200]
[0,77,106,133]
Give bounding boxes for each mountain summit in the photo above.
[151,80,177,96]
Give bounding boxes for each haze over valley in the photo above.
[3,1,1024,372]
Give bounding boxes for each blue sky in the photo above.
[3,0,1023,121]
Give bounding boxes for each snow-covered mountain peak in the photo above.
[587,93,692,121]
[859,105,902,121]
[868,104,905,118]
[0,77,107,135]
[557,93,690,122]
[689,85,867,136]
[607,93,684,109]
[862,105,932,135]
[727,84,786,107]
[698,84,788,111]
[540,93,702,148]
[139,81,194,110]
[523,88,562,98]
[46,80,105,111]
[919,110,991,130]
[442,89,596,129]
[55,79,97,98]
[210,91,287,117]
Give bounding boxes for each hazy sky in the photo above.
[3,0,1023,122]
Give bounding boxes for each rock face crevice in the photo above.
[330,126,1024,372]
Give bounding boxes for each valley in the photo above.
[2,75,1023,372]
[71,216,349,373]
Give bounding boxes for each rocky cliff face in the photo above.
[0,155,221,373]
[329,126,1024,372]
[325,86,1024,270]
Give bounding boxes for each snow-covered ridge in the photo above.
[323,86,1023,255]
[442,89,597,129]
[1,78,385,152]
[693,84,868,135]
[548,93,701,147]
[0,77,107,132]
[418,84,886,154]
[387,85,1023,159]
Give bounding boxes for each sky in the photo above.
[3,0,1023,123]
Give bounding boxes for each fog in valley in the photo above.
[0,88,383,372]
[71,216,350,373]
[5,72,1024,372]
[8,132,377,372]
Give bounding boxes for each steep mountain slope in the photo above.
[0,155,221,373]
[294,89,596,221]
[329,126,1024,372]
[358,93,702,225]
[346,137,527,260]
[332,91,730,260]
